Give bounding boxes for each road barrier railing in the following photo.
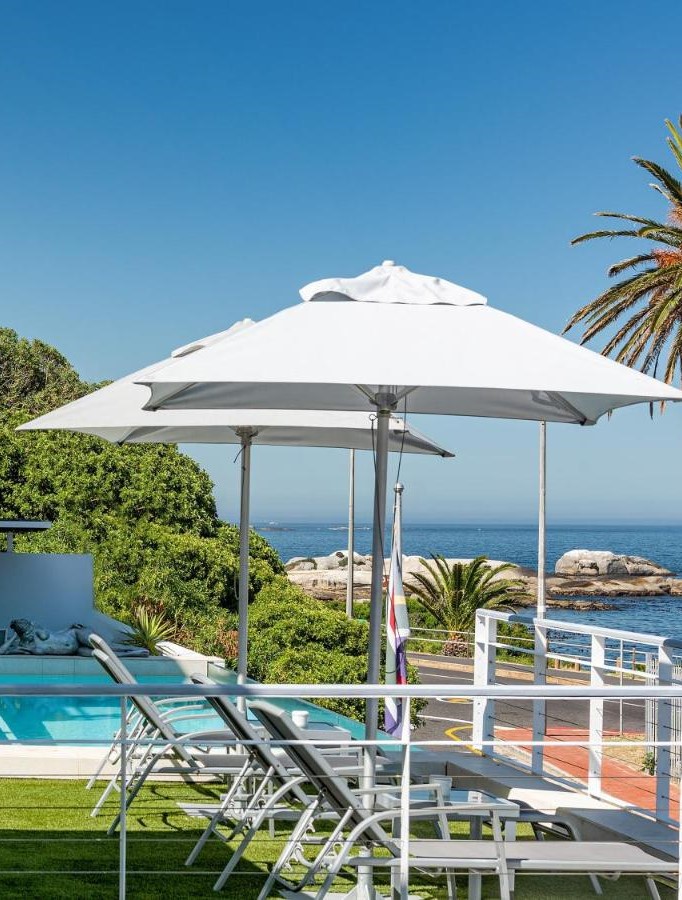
[474,609,682,823]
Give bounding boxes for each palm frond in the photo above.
[634,157,682,206]
[666,117,682,170]
[607,254,656,277]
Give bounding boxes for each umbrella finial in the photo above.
[382,259,396,266]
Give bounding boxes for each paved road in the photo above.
[413,655,645,748]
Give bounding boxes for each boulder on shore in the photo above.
[555,549,671,577]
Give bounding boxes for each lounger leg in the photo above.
[86,735,120,789]
[187,762,265,866]
[90,774,120,817]
[468,818,482,900]
[213,808,274,892]
[186,799,234,867]
[108,752,166,835]
[253,801,321,900]
[645,877,662,900]
[562,819,602,895]
[490,812,511,900]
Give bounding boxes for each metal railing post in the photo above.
[656,642,674,821]
[588,635,606,798]
[119,696,127,900]
[678,807,682,900]
[618,638,624,737]
[398,697,411,900]
[532,621,547,774]
[473,612,496,755]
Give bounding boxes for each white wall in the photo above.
[0,552,125,641]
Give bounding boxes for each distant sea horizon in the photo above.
[254,521,682,640]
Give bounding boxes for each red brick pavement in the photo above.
[498,726,680,815]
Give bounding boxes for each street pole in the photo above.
[346,448,355,618]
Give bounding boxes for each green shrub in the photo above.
[123,605,177,655]
[268,647,367,720]
[249,577,425,725]
[0,328,284,629]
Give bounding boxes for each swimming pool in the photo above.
[0,670,368,744]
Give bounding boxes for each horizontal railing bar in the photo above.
[480,609,682,648]
[3,682,682,699]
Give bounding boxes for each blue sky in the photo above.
[2,1,682,524]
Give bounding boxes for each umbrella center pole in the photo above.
[359,394,396,899]
[366,396,396,742]
[366,393,397,748]
[236,428,257,713]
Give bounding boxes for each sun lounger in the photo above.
[89,637,252,834]
[183,675,417,892]
[250,701,677,900]
[86,635,216,793]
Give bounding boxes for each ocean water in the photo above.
[258,522,682,573]
[256,522,682,640]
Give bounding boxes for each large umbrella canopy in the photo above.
[140,261,682,423]
[137,260,682,746]
[18,318,452,687]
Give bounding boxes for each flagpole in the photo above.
[394,482,404,575]
[385,482,409,738]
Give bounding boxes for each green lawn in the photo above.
[0,779,674,899]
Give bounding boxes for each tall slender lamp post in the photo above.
[346,449,355,618]
[532,420,547,773]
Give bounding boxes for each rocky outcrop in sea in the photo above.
[285,548,682,606]
[555,549,671,577]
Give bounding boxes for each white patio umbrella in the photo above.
[137,260,682,744]
[18,322,453,685]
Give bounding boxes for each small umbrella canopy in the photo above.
[18,319,453,688]
[136,260,682,748]
[18,312,451,455]
[18,386,452,455]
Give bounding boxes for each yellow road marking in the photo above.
[443,723,482,756]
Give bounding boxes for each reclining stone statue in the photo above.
[0,618,149,657]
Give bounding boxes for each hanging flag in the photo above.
[384,483,410,736]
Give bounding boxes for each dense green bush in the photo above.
[267,648,367,720]
[0,327,283,623]
[249,577,425,724]
[248,577,369,678]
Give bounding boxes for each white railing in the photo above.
[2,679,682,897]
[474,609,682,822]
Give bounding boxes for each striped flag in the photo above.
[384,483,410,736]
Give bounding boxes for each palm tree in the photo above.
[564,116,682,392]
[406,555,525,654]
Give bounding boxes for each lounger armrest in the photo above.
[356,785,441,796]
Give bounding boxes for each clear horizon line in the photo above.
[250,519,682,528]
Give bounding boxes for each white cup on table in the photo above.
[291,710,309,729]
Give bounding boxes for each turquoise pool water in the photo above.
[0,673,368,744]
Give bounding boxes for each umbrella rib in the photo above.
[545,392,592,425]
[355,384,378,403]
[141,382,198,411]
